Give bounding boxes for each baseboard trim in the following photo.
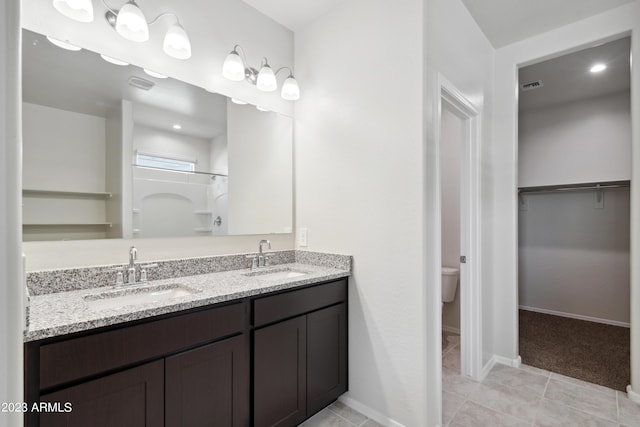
[479,357,497,381]
[442,325,460,334]
[627,385,640,404]
[519,305,630,328]
[338,395,406,427]
[493,354,522,368]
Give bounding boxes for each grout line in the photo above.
[542,373,551,398]
[616,390,620,422]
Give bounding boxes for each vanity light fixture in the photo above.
[256,106,270,112]
[590,63,607,73]
[52,0,94,23]
[100,54,129,66]
[231,98,248,105]
[101,0,192,59]
[46,36,82,51]
[222,44,301,101]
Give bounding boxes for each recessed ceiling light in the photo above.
[172,124,182,130]
[46,36,81,51]
[590,63,607,73]
[231,98,247,105]
[143,69,168,79]
[100,54,129,66]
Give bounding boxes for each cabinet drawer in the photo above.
[40,302,246,390]
[253,279,346,327]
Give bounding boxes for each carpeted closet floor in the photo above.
[519,309,630,391]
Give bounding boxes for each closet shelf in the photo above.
[23,222,112,228]
[518,180,630,194]
[23,189,113,199]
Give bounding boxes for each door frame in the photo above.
[437,73,483,380]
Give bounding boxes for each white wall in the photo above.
[22,103,106,192]
[227,101,293,234]
[105,104,123,238]
[295,0,427,424]
[441,105,462,331]
[0,1,23,426]
[492,2,640,397]
[519,92,631,187]
[519,189,630,325]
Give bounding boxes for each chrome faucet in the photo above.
[259,239,271,254]
[113,246,158,286]
[128,246,138,284]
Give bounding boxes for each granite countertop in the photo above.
[26,261,350,342]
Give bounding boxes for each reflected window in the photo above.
[135,152,196,172]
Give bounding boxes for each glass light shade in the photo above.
[590,63,606,73]
[46,36,82,51]
[163,24,191,60]
[52,0,94,23]
[256,106,270,112]
[231,98,248,105]
[116,1,149,42]
[100,54,129,66]
[281,76,300,100]
[256,64,277,92]
[222,51,245,81]
[144,69,168,79]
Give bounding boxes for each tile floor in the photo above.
[443,331,640,427]
[298,332,640,426]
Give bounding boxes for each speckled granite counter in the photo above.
[26,251,351,342]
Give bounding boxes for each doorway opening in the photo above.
[437,75,483,385]
[516,36,632,391]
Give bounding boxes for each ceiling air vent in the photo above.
[128,76,155,91]
[520,80,543,92]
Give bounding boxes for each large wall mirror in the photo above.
[21,29,293,241]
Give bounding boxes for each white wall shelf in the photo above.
[23,189,112,199]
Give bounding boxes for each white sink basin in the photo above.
[244,267,309,280]
[83,283,197,311]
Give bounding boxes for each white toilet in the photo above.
[442,266,459,305]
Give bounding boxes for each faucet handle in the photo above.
[246,255,258,270]
[115,271,124,286]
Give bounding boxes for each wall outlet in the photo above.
[298,228,308,247]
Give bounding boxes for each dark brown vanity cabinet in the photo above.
[26,302,249,427]
[253,279,348,427]
[26,278,348,427]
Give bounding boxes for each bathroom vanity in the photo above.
[24,251,350,427]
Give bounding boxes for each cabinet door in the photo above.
[253,316,307,427]
[307,303,347,415]
[165,335,249,427]
[39,359,164,427]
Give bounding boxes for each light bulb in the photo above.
[590,63,606,73]
[222,49,245,81]
[116,1,149,42]
[52,0,94,23]
[163,24,191,60]
[281,76,300,100]
[256,63,277,92]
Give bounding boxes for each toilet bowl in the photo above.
[442,266,459,305]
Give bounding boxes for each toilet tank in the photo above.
[442,267,459,303]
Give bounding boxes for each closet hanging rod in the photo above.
[518,180,630,194]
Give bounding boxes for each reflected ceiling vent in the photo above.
[128,76,155,91]
[520,80,543,91]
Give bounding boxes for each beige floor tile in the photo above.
[442,367,480,397]
[533,398,618,427]
[443,391,466,425]
[300,408,353,427]
[549,372,616,397]
[617,391,640,426]
[519,363,552,378]
[360,419,385,427]
[468,379,541,422]
[443,345,461,372]
[449,401,530,427]
[329,401,368,425]
[485,364,549,396]
[544,378,617,421]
